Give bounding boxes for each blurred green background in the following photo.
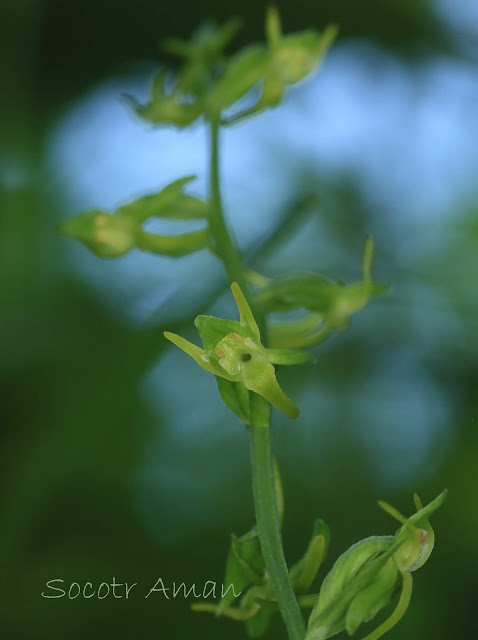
[1,0,478,638]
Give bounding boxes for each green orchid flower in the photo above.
[213,7,337,125]
[127,19,242,126]
[260,7,338,110]
[255,238,389,349]
[306,490,447,640]
[124,68,203,128]
[164,283,314,419]
[59,176,211,259]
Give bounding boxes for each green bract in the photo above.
[193,517,330,638]
[59,176,210,258]
[164,283,314,419]
[306,490,447,640]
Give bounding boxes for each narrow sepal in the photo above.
[231,282,261,340]
[163,331,233,378]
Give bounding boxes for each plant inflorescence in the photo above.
[61,8,446,640]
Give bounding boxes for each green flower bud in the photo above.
[164,283,314,419]
[306,490,447,640]
[59,210,138,258]
[308,536,397,640]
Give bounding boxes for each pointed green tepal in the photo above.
[164,283,306,419]
[231,282,261,341]
[162,331,230,378]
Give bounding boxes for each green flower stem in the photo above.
[251,419,306,640]
[207,115,305,639]
[208,117,252,303]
